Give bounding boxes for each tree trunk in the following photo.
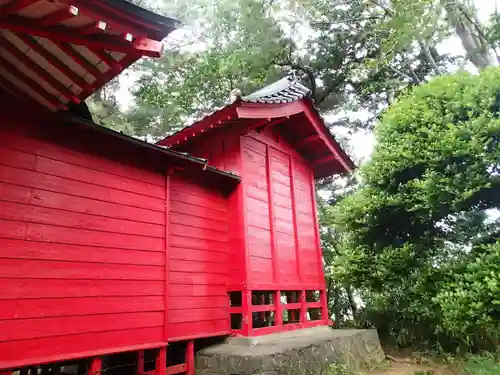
[346,285,358,318]
[442,0,496,69]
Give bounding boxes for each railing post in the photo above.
[186,340,195,375]
[241,290,252,336]
[156,347,166,375]
[88,357,101,375]
[274,290,282,327]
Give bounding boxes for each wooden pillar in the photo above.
[88,357,101,375]
[300,290,307,323]
[156,347,166,375]
[185,340,195,375]
[320,290,329,323]
[138,350,145,375]
[164,171,171,342]
[274,290,283,326]
[241,290,252,336]
[20,369,29,375]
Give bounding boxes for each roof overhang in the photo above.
[157,98,355,178]
[0,0,179,111]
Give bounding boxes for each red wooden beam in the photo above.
[38,5,79,27]
[2,16,164,57]
[0,55,67,110]
[0,35,80,103]
[0,0,37,16]
[251,304,275,312]
[166,364,186,375]
[16,33,92,92]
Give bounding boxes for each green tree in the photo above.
[332,68,500,350]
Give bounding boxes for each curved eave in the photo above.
[158,98,356,178]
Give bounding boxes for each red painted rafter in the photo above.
[89,47,122,72]
[2,16,164,57]
[37,5,79,27]
[0,35,80,104]
[0,0,37,16]
[52,40,102,79]
[16,33,92,93]
[0,55,67,110]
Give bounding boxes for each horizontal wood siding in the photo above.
[168,175,230,339]
[0,121,166,368]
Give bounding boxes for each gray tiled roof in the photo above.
[242,76,311,103]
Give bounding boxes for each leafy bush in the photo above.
[333,68,500,351]
[434,243,500,350]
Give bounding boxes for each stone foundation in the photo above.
[196,327,385,375]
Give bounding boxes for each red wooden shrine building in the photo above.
[0,0,354,374]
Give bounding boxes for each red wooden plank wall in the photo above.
[241,133,324,289]
[293,160,323,285]
[168,175,230,340]
[0,119,167,368]
[241,137,274,286]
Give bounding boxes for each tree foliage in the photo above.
[332,68,500,350]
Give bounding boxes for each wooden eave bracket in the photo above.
[1,16,164,57]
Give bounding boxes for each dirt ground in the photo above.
[370,362,456,375]
[367,348,460,375]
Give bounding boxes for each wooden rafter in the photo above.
[2,16,164,57]
[89,47,122,72]
[0,35,80,103]
[0,0,37,17]
[38,5,79,27]
[52,40,102,79]
[0,55,67,110]
[16,33,92,92]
